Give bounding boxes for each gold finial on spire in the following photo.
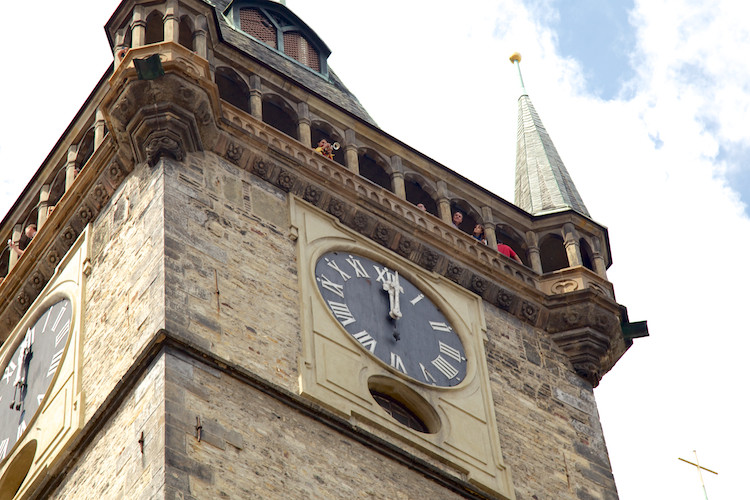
[509,52,527,95]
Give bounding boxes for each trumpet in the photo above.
[332,142,340,150]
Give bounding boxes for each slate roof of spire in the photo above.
[514,93,589,217]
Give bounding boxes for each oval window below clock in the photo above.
[368,376,440,434]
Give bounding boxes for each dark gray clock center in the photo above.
[315,252,466,387]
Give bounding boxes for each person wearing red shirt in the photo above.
[497,242,522,264]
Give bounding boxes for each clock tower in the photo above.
[0,1,646,499]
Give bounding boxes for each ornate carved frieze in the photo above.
[245,139,627,384]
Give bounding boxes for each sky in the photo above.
[1,1,749,498]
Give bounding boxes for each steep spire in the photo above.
[510,53,590,217]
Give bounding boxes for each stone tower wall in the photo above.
[43,150,617,499]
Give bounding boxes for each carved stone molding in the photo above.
[275,169,296,192]
[225,142,243,164]
[494,287,516,312]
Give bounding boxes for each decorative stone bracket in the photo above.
[101,43,221,168]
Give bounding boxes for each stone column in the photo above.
[563,223,582,267]
[38,184,51,229]
[113,29,129,70]
[591,236,608,278]
[297,102,311,147]
[249,75,263,120]
[344,129,359,174]
[390,155,405,199]
[94,109,106,149]
[8,224,22,270]
[164,0,179,43]
[194,15,209,59]
[526,231,543,274]
[132,6,147,47]
[481,207,497,248]
[437,181,452,224]
[65,145,78,192]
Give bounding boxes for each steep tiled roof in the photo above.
[514,94,589,216]
[213,1,376,126]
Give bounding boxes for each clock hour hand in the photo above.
[382,271,403,320]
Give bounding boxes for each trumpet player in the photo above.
[314,138,335,160]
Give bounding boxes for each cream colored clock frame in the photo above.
[291,197,515,499]
[0,227,89,500]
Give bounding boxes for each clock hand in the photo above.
[382,272,402,320]
[390,271,403,320]
[11,339,32,410]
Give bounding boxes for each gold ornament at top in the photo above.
[509,52,522,63]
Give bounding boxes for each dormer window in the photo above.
[227,1,330,75]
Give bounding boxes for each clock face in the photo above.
[0,298,72,464]
[315,252,466,387]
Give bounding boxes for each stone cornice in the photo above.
[0,41,633,386]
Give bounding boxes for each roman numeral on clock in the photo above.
[419,363,437,384]
[56,320,70,347]
[352,330,377,353]
[346,255,370,278]
[410,293,424,305]
[317,274,345,298]
[438,341,463,362]
[390,352,407,375]
[429,321,452,332]
[431,355,459,379]
[16,420,27,440]
[2,361,16,384]
[47,349,65,378]
[51,303,68,332]
[325,258,351,281]
[0,438,8,461]
[327,301,356,326]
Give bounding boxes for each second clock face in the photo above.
[0,298,72,464]
[315,252,466,387]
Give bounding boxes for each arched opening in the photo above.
[76,128,96,171]
[178,16,194,50]
[580,238,594,271]
[358,150,392,192]
[145,11,165,45]
[0,440,37,500]
[404,175,438,216]
[540,234,568,273]
[449,201,478,235]
[48,163,68,212]
[123,26,133,49]
[311,122,345,167]
[496,225,528,265]
[262,95,298,139]
[368,376,440,434]
[215,67,251,114]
